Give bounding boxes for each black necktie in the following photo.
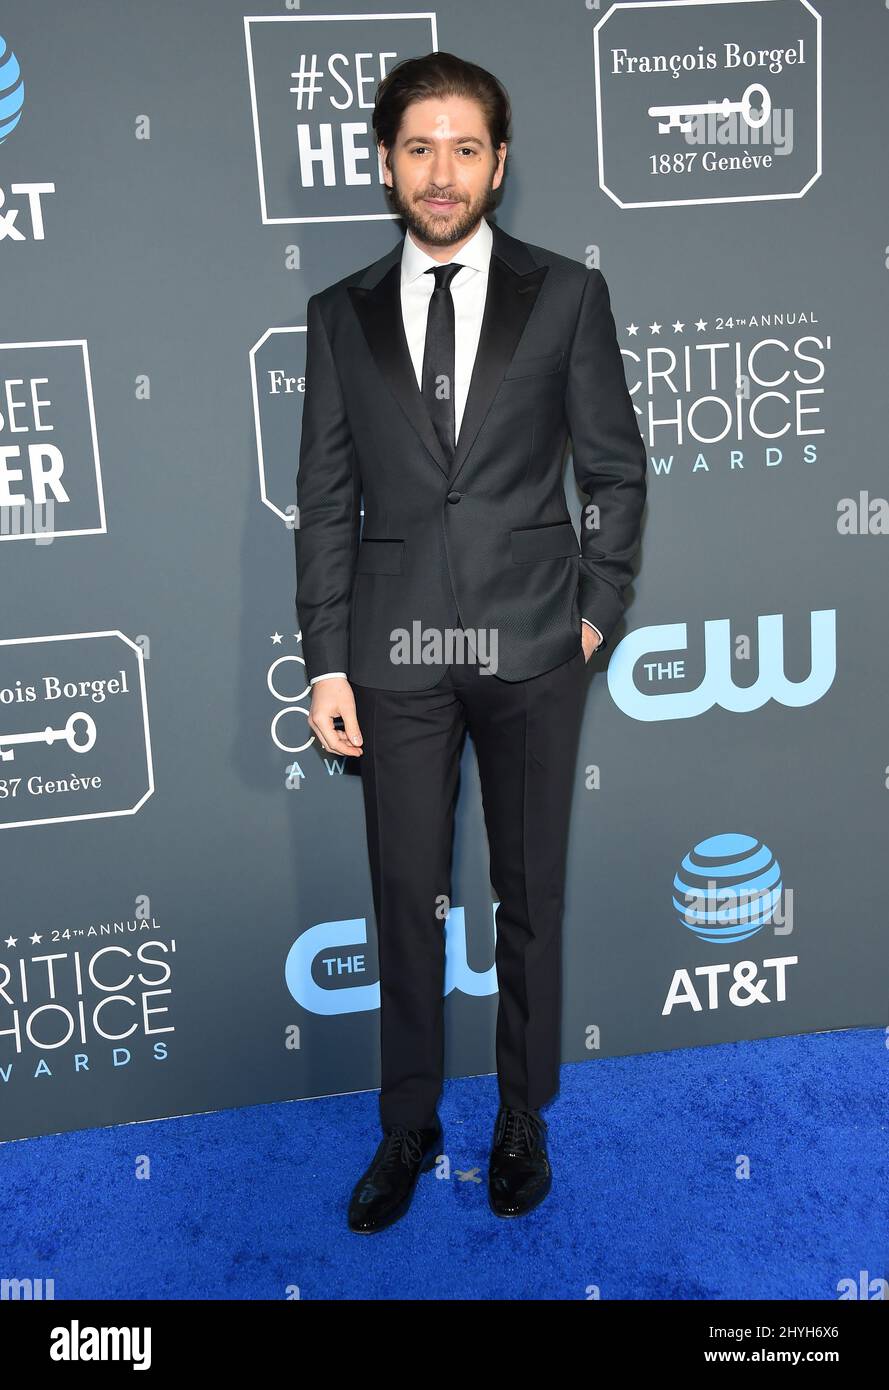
[421,262,463,461]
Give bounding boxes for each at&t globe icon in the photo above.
[0,35,24,146]
[673,832,783,945]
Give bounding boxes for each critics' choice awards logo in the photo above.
[0,632,153,829]
[0,34,55,240]
[0,932,175,1084]
[608,609,835,722]
[664,832,797,1015]
[244,11,437,224]
[267,628,364,774]
[1,342,106,540]
[268,629,316,763]
[594,0,821,207]
[619,311,829,478]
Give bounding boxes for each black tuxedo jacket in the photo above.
[295,219,647,690]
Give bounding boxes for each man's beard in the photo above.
[386,167,497,247]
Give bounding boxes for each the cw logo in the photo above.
[285,905,499,1016]
[608,610,836,722]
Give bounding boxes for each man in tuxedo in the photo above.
[295,52,646,1232]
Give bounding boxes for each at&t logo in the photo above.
[0,35,24,145]
[664,831,797,1016]
[0,35,55,241]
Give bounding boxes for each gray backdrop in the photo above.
[2,0,886,1143]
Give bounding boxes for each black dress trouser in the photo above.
[352,643,588,1130]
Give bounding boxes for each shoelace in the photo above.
[378,1126,426,1171]
[498,1109,545,1156]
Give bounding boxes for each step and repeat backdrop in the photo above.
[2,0,886,1143]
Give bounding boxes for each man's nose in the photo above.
[429,149,456,187]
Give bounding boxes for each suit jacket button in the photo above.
[446,491,461,504]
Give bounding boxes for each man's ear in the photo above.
[379,143,392,188]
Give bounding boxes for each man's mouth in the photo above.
[423,197,460,209]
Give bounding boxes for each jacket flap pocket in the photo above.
[503,350,564,381]
[355,538,405,575]
[510,521,580,564]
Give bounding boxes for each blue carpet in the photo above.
[2,1029,886,1300]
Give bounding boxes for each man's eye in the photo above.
[408,146,477,156]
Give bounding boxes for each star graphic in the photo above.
[626,323,639,336]
[270,632,283,644]
[650,322,662,335]
[30,932,42,945]
[672,320,685,333]
[4,936,17,948]
[695,318,708,331]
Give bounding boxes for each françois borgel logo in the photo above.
[1,342,106,541]
[0,632,153,829]
[243,12,436,225]
[250,326,305,522]
[594,0,821,208]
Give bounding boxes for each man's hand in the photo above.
[308,677,364,757]
[581,624,602,663]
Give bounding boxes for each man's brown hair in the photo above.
[373,50,512,174]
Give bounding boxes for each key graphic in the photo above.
[648,83,772,134]
[0,711,97,762]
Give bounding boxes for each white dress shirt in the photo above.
[309,219,602,682]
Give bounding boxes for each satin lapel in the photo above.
[448,254,548,485]
[348,260,450,478]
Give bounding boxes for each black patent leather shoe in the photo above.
[488,1106,551,1218]
[348,1122,443,1233]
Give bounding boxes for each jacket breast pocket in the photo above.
[502,350,564,381]
[510,520,580,564]
[355,538,405,575]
